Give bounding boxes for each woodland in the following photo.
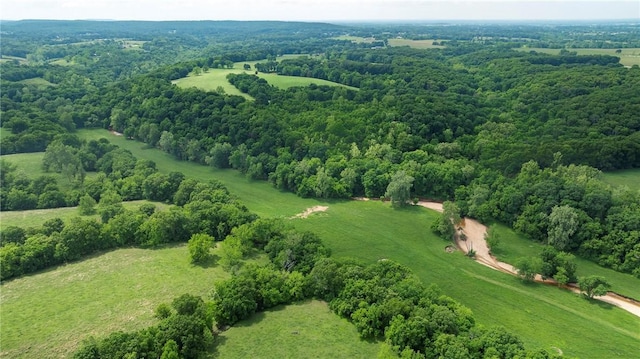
[1,20,639,358]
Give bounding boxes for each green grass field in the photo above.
[0,200,170,228]
[17,77,56,88]
[1,152,97,191]
[291,200,640,358]
[516,47,640,67]
[0,245,234,359]
[333,35,377,44]
[387,38,445,49]
[172,55,355,98]
[214,300,379,358]
[77,129,325,218]
[601,168,640,191]
[489,223,640,301]
[12,129,640,358]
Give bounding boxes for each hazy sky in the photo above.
[2,0,639,21]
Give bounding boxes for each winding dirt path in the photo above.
[416,201,640,318]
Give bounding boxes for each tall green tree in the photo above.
[385,170,414,208]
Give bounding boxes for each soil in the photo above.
[291,206,329,219]
[417,201,640,318]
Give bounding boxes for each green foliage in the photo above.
[78,194,97,215]
[187,233,214,264]
[385,170,414,208]
[547,205,579,251]
[578,275,611,298]
[514,257,542,282]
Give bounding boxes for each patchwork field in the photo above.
[516,47,640,67]
[0,245,240,359]
[215,300,379,358]
[17,77,56,87]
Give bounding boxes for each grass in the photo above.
[291,200,640,358]
[1,152,97,191]
[17,77,56,87]
[0,200,170,228]
[49,58,75,66]
[172,54,355,98]
[0,245,233,359]
[516,47,640,67]
[387,38,445,49]
[12,129,640,358]
[601,168,640,191]
[214,300,379,358]
[333,35,377,44]
[489,223,640,301]
[77,129,324,218]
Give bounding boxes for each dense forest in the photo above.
[1,19,639,358]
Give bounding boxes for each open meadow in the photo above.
[516,47,640,67]
[0,152,97,192]
[0,245,238,359]
[387,38,445,49]
[601,168,640,191]
[214,300,379,358]
[172,55,355,98]
[7,129,639,358]
[291,200,640,358]
[0,200,170,228]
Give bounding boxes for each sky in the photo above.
[1,0,639,22]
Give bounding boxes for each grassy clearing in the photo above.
[0,200,170,228]
[0,55,28,64]
[49,58,75,66]
[172,68,252,98]
[1,152,96,191]
[387,38,445,49]
[292,200,640,358]
[489,223,640,301]
[334,35,377,44]
[516,47,640,67]
[17,77,56,87]
[172,54,354,97]
[214,300,379,358]
[601,168,640,191]
[0,245,234,359]
[77,129,324,218]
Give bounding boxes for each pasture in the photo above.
[214,300,379,358]
[77,129,326,218]
[1,152,97,191]
[12,129,639,358]
[489,223,640,301]
[387,38,445,49]
[601,168,640,192]
[0,200,170,228]
[172,54,355,98]
[0,245,236,359]
[516,47,640,67]
[291,200,640,358]
[17,77,56,88]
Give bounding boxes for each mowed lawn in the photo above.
[77,129,326,218]
[601,168,640,192]
[0,245,232,359]
[291,200,640,359]
[516,47,640,67]
[0,200,170,228]
[214,300,379,358]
